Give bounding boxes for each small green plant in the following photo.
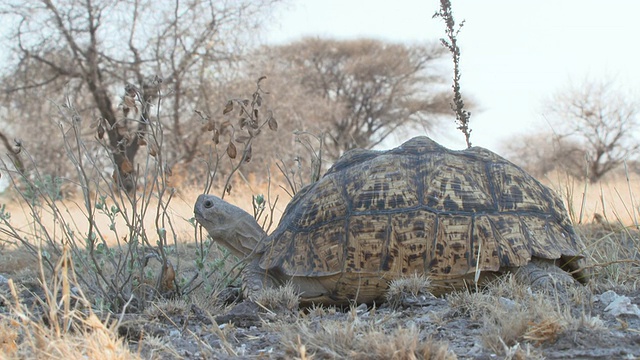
[19,174,63,204]
[0,79,183,312]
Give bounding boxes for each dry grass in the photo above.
[543,171,640,226]
[0,178,287,358]
[540,171,640,292]
[576,223,640,292]
[278,314,456,360]
[0,181,286,251]
[0,182,288,288]
[447,275,603,356]
[0,248,142,359]
[254,281,300,316]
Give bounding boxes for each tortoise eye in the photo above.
[203,199,214,208]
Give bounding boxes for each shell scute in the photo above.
[422,152,495,212]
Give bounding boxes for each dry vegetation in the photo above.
[1,77,640,358]
[2,127,640,358]
[0,1,639,359]
[1,203,639,359]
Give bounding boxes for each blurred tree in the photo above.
[257,38,453,159]
[545,80,640,182]
[501,132,586,179]
[0,0,279,191]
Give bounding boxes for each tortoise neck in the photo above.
[227,214,266,259]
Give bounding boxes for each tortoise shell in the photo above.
[257,136,585,302]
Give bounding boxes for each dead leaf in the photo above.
[220,121,232,132]
[248,127,261,137]
[245,144,252,163]
[268,116,278,131]
[235,134,250,143]
[123,94,136,109]
[223,100,234,115]
[161,260,176,292]
[227,141,237,159]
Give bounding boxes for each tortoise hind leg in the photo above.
[513,258,577,294]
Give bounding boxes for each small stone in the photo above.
[499,297,517,310]
[355,303,368,315]
[604,296,640,318]
[597,290,619,305]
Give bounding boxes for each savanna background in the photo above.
[0,0,639,359]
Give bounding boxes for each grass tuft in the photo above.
[254,281,300,316]
[279,316,456,360]
[386,273,434,310]
[446,275,601,356]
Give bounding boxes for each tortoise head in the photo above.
[194,194,266,259]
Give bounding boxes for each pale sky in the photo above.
[265,0,640,152]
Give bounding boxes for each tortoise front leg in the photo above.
[215,258,283,326]
[241,257,281,300]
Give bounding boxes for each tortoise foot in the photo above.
[215,300,261,327]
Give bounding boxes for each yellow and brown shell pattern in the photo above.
[257,136,585,301]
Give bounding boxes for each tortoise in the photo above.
[194,136,588,306]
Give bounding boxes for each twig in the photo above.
[433,0,472,147]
